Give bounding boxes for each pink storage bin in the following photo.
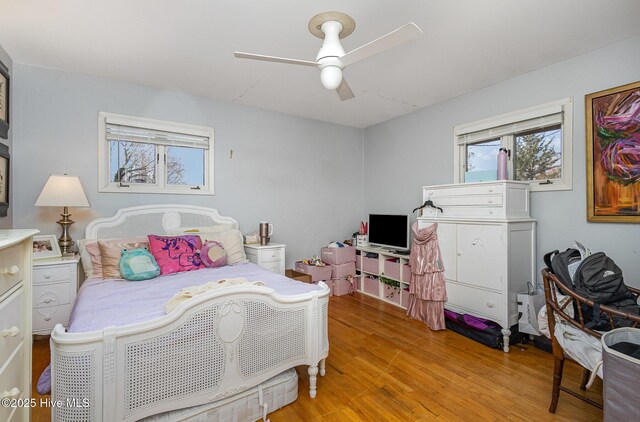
[331,278,353,296]
[383,284,401,305]
[362,257,379,274]
[401,288,410,308]
[363,276,379,296]
[402,264,411,283]
[324,279,334,296]
[321,247,356,265]
[294,262,333,282]
[384,260,401,280]
[330,262,356,279]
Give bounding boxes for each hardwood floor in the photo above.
[32,293,603,421]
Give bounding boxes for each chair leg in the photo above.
[549,356,564,413]
[580,368,590,391]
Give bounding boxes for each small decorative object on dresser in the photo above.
[0,228,39,422]
[0,143,8,217]
[0,59,9,139]
[244,243,285,274]
[32,234,62,260]
[32,255,80,335]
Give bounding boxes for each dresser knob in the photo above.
[44,316,52,321]
[2,326,20,337]
[488,188,494,192]
[489,210,494,214]
[488,199,493,204]
[3,265,19,276]
[44,273,52,279]
[457,251,462,256]
[486,301,495,308]
[0,387,20,399]
[43,298,53,304]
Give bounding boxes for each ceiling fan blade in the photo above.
[234,52,318,67]
[340,22,422,67]
[336,78,355,101]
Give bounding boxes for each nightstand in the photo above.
[32,255,80,335]
[244,243,286,275]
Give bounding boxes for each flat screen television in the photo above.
[368,214,410,251]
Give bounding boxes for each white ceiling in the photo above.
[1,0,639,128]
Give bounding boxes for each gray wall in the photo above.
[12,65,364,267]
[364,34,640,286]
[0,43,12,228]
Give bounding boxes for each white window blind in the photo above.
[106,124,209,149]
[456,109,563,145]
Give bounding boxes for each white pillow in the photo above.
[205,230,248,265]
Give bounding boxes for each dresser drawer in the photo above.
[426,194,503,207]
[0,246,24,297]
[445,281,504,323]
[33,282,71,308]
[33,264,73,285]
[0,343,25,422]
[259,249,282,263]
[33,304,72,333]
[423,183,504,200]
[421,205,504,219]
[0,289,25,366]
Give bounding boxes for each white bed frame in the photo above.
[49,205,330,422]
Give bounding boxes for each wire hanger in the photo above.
[412,199,444,214]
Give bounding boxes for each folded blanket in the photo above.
[164,277,265,313]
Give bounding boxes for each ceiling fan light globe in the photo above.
[320,66,343,90]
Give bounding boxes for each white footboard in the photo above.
[50,284,330,422]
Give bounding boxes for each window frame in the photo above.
[453,98,573,192]
[98,112,214,195]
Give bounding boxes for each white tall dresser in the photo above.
[418,181,535,352]
[0,229,38,421]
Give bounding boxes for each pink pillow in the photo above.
[147,235,203,275]
[200,241,228,268]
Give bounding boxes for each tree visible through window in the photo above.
[515,125,562,181]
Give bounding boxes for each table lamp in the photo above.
[35,174,90,254]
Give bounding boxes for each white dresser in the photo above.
[418,181,535,352]
[0,229,38,422]
[32,255,79,335]
[244,243,285,275]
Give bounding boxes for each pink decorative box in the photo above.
[383,260,401,280]
[294,262,333,282]
[362,257,378,274]
[363,276,379,295]
[402,264,411,283]
[383,284,401,305]
[401,288,410,308]
[331,278,353,296]
[321,247,356,265]
[330,262,356,279]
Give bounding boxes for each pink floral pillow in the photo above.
[147,235,203,275]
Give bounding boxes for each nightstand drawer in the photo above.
[0,343,25,422]
[33,265,73,284]
[259,249,282,263]
[0,246,24,297]
[0,289,25,366]
[33,283,71,308]
[33,304,72,333]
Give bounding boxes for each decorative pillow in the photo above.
[79,236,148,279]
[207,229,248,265]
[119,247,161,281]
[200,241,228,268]
[147,235,203,275]
[98,239,149,279]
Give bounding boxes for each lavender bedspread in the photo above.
[38,263,322,394]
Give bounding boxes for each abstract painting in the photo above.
[586,81,640,222]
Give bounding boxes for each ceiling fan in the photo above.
[234,12,422,101]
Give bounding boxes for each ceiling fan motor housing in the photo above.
[316,20,346,90]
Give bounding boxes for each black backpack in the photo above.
[544,249,639,330]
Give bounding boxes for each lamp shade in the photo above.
[35,175,90,207]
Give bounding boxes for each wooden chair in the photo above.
[541,268,640,413]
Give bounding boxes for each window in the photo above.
[454,98,572,191]
[98,112,214,195]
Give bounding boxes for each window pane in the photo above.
[466,139,501,172]
[166,146,205,186]
[109,141,156,184]
[515,125,562,181]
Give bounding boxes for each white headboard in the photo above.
[85,204,239,240]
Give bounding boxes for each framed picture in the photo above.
[0,143,8,217]
[586,80,640,223]
[33,235,62,260]
[0,59,8,139]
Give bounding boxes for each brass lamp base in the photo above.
[57,206,75,254]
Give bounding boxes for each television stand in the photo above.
[355,246,412,309]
